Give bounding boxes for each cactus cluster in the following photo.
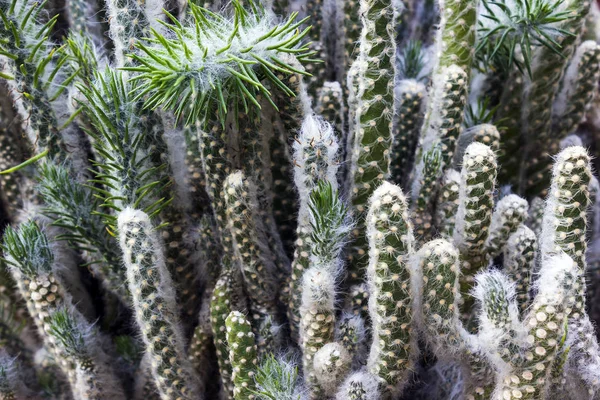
[0,0,600,399]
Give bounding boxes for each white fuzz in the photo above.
[300,268,336,311]
[335,370,380,400]
[313,342,352,396]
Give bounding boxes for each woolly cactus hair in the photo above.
[453,142,497,301]
[288,115,340,340]
[117,208,200,400]
[484,194,529,259]
[434,169,461,238]
[313,342,352,397]
[299,267,336,397]
[335,370,380,400]
[500,253,577,400]
[253,354,302,400]
[471,270,520,359]
[225,311,258,400]
[417,239,463,357]
[503,225,537,311]
[335,312,366,365]
[365,181,417,393]
[0,351,39,399]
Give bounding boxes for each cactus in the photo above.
[225,311,258,400]
[365,181,417,392]
[0,0,600,398]
[503,225,537,311]
[454,143,497,304]
[117,208,200,400]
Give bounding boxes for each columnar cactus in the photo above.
[225,311,258,400]
[300,268,336,398]
[484,194,529,259]
[453,143,497,302]
[365,181,417,393]
[347,0,401,280]
[288,115,339,339]
[210,274,235,398]
[434,169,461,238]
[117,208,200,400]
[553,41,600,139]
[503,225,538,311]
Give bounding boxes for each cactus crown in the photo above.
[2,221,53,276]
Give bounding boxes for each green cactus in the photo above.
[346,0,401,281]
[365,181,416,393]
[225,311,258,400]
[117,208,200,400]
[454,142,497,306]
[484,194,529,259]
[503,225,537,311]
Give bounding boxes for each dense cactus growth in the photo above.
[1,0,600,398]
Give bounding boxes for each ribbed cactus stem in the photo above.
[540,146,591,316]
[223,170,278,324]
[503,225,537,311]
[522,0,591,197]
[336,313,366,361]
[288,116,339,340]
[210,273,235,398]
[435,0,478,72]
[434,169,461,238]
[412,146,442,242]
[496,70,525,187]
[499,254,575,399]
[199,115,232,231]
[0,130,23,217]
[484,195,529,259]
[525,196,545,237]
[347,0,401,280]
[366,181,416,393]
[336,371,380,400]
[316,81,345,135]
[453,124,501,168]
[454,143,497,303]
[348,283,370,318]
[417,239,463,357]
[391,79,426,186]
[553,40,600,139]
[117,208,199,400]
[300,268,336,398]
[225,311,258,400]
[313,342,352,397]
[183,123,210,218]
[416,65,469,172]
